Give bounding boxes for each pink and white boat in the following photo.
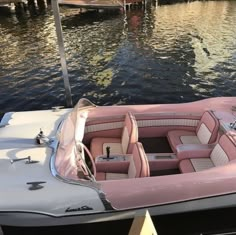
[1,97,236,233]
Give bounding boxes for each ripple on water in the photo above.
[0,1,236,112]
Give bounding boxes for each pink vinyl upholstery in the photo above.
[167,111,219,153]
[179,134,236,173]
[90,112,138,159]
[96,142,150,181]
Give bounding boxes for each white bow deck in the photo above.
[0,109,104,225]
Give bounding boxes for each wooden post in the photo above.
[27,0,36,8]
[129,210,158,235]
[51,0,73,107]
[123,0,126,13]
[37,0,46,10]
[155,0,158,8]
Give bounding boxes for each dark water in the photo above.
[1,3,236,234]
[0,1,236,113]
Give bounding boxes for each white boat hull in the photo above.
[1,97,236,230]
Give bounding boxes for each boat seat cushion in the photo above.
[167,130,198,152]
[96,172,129,181]
[96,142,150,181]
[179,159,195,173]
[180,158,216,173]
[90,112,138,159]
[180,135,201,144]
[167,111,219,153]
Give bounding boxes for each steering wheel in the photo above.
[75,142,96,179]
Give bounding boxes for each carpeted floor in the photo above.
[139,137,173,153]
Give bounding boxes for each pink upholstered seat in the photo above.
[90,112,138,159]
[167,111,219,153]
[179,134,236,173]
[96,142,150,181]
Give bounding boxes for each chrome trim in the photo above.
[0,112,14,128]
[49,139,114,211]
[52,106,65,112]
[10,156,39,164]
[49,101,114,211]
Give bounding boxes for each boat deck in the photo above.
[139,137,172,153]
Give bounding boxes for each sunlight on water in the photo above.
[149,1,236,98]
[0,1,236,112]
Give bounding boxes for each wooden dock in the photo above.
[129,210,158,235]
[58,0,124,9]
[0,0,144,11]
[0,0,24,4]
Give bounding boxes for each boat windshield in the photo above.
[59,98,96,146]
[53,98,97,182]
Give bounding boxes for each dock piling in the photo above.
[129,210,158,235]
[51,0,73,108]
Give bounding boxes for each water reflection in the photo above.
[145,1,236,100]
[0,1,236,113]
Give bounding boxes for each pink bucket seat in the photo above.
[96,142,150,181]
[178,134,236,173]
[90,112,138,159]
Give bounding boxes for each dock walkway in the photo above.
[0,0,143,11]
[0,0,24,4]
[58,0,124,9]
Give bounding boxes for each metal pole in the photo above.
[51,0,73,107]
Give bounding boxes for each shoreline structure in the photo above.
[0,0,222,13]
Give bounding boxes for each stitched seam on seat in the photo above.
[190,158,214,171]
[85,122,123,133]
[121,127,129,153]
[137,119,199,127]
[208,111,219,143]
[210,144,229,167]
[197,124,211,144]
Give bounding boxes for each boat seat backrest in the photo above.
[210,134,236,166]
[121,112,138,153]
[90,112,138,159]
[196,111,219,144]
[128,142,150,178]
